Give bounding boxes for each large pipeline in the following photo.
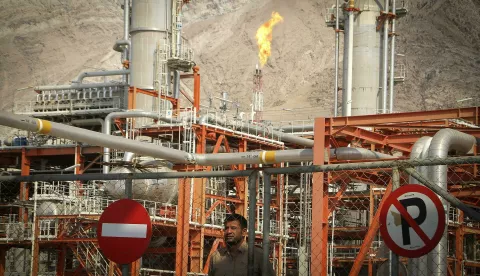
[0,112,396,167]
[103,111,182,173]
[199,113,314,147]
[73,69,131,84]
[426,129,476,276]
[407,136,432,276]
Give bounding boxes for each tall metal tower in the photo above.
[252,64,263,122]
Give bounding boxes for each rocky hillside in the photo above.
[0,0,479,122]
[0,0,124,112]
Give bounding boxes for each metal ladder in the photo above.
[68,227,121,276]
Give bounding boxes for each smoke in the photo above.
[255,11,284,67]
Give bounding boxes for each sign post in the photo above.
[380,184,446,258]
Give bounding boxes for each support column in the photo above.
[311,118,327,275]
[31,219,40,276]
[130,259,141,275]
[190,126,206,272]
[190,178,206,272]
[193,66,200,114]
[235,139,248,216]
[20,148,30,222]
[175,177,192,276]
[368,188,374,276]
[56,246,66,276]
[0,247,6,276]
[455,211,464,276]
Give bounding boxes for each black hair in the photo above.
[224,213,248,229]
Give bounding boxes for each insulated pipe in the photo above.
[0,111,192,165]
[73,70,131,84]
[343,0,354,116]
[388,0,396,113]
[103,111,181,173]
[199,114,314,147]
[381,0,389,113]
[0,112,396,168]
[407,136,432,276]
[34,83,128,92]
[113,39,131,54]
[247,172,257,276]
[334,0,340,117]
[123,152,135,162]
[123,0,129,43]
[262,174,272,275]
[70,119,104,129]
[427,129,476,276]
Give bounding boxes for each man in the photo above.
[208,214,275,276]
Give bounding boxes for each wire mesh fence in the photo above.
[0,156,478,275]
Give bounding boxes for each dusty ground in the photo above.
[0,0,478,125]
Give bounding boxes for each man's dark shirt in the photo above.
[208,242,275,276]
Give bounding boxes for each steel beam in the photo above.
[311,117,328,275]
[326,107,480,127]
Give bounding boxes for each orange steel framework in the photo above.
[0,65,479,275]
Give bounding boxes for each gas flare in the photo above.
[256,11,284,67]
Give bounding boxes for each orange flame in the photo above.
[256,11,284,67]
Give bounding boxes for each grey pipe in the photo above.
[407,136,432,276]
[71,119,104,129]
[247,172,257,276]
[73,69,131,84]
[200,114,314,147]
[382,0,389,113]
[333,147,395,160]
[123,0,129,43]
[113,39,131,53]
[344,4,354,116]
[103,111,181,173]
[389,0,396,113]
[0,112,396,168]
[427,128,476,276]
[262,173,272,275]
[334,0,340,117]
[123,152,135,162]
[34,83,128,92]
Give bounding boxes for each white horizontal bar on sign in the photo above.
[101,223,147,238]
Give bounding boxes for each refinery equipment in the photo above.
[0,0,479,276]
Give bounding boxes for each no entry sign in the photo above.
[379,185,445,258]
[97,199,152,264]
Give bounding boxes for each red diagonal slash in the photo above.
[392,200,431,245]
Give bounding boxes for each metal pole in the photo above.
[344,1,354,117]
[334,0,340,117]
[263,173,272,274]
[248,172,258,276]
[389,0,396,113]
[122,178,133,276]
[390,167,400,276]
[403,167,480,222]
[382,0,390,113]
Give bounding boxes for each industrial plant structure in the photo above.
[0,0,479,276]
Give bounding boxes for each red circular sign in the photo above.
[97,199,152,264]
[379,185,446,258]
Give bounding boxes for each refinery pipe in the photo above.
[426,128,476,276]
[73,69,131,84]
[199,114,314,147]
[103,111,182,173]
[0,112,396,167]
[34,82,128,92]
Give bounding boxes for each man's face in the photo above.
[224,220,246,246]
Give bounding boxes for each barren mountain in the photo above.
[0,0,479,123]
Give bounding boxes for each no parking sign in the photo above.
[379,185,446,258]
